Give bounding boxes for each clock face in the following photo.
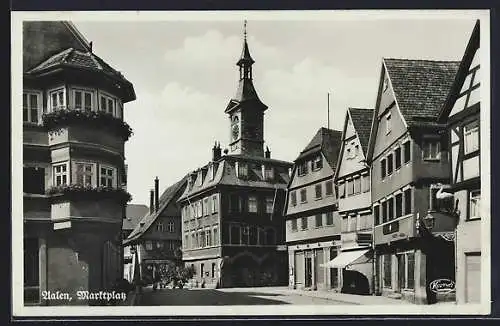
[232,124,239,140]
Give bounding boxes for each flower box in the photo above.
[46,184,132,203]
[42,110,133,141]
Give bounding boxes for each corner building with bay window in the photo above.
[367,57,460,304]
[23,21,136,305]
[178,28,293,288]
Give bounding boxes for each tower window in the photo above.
[53,162,68,186]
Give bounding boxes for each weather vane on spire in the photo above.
[243,20,247,41]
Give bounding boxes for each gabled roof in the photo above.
[26,47,136,102]
[295,127,342,170]
[439,20,480,121]
[123,204,149,231]
[348,108,374,154]
[123,176,188,245]
[384,58,460,126]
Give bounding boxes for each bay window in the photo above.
[422,140,440,160]
[49,88,66,111]
[387,153,394,175]
[53,162,68,186]
[381,159,386,179]
[100,166,116,187]
[100,93,116,115]
[75,162,95,186]
[395,147,402,169]
[395,193,403,218]
[23,91,42,123]
[338,181,345,199]
[72,88,94,111]
[373,204,380,225]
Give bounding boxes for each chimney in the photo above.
[154,176,159,212]
[149,189,154,214]
[265,146,271,159]
[212,141,222,161]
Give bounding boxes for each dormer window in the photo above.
[197,170,203,186]
[263,165,274,180]
[236,162,248,179]
[312,155,323,171]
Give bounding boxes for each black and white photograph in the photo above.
[11,10,491,317]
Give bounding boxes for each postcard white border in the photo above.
[12,9,491,317]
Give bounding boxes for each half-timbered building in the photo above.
[367,58,460,304]
[438,20,482,304]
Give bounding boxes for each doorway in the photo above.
[305,257,312,288]
[397,254,405,293]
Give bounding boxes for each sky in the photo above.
[72,13,478,206]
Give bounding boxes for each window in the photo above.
[49,88,65,111]
[326,212,334,226]
[165,221,174,232]
[145,241,153,250]
[404,188,412,215]
[373,204,380,225]
[75,162,94,186]
[156,241,164,249]
[383,254,392,288]
[347,179,354,196]
[315,214,323,228]
[422,140,440,160]
[237,163,248,178]
[297,161,308,176]
[354,176,361,194]
[348,215,357,232]
[191,233,196,248]
[100,93,116,115]
[325,181,333,196]
[386,114,391,134]
[184,235,189,249]
[403,141,411,163]
[381,159,386,179]
[429,187,440,211]
[204,198,209,216]
[301,217,308,230]
[469,190,481,220]
[395,147,402,169]
[312,155,323,171]
[362,174,370,193]
[248,196,258,213]
[464,120,480,154]
[291,219,298,231]
[206,229,211,247]
[241,226,249,245]
[72,89,93,111]
[249,226,257,245]
[24,167,45,194]
[407,252,415,289]
[200,230,206,247]
[23,92,41,123]
[315,184,322,199]
[197,201,203,217]
[157,222,164,232]
[212,194,218,213]
[264,166,274,180]
[213,227,218,245]
[266,197,274,214]
[338,181,345,199]
[231,225,240,244]
[290,191,297,206]
[300,189,307,203]
[387,154,393,175]
[388,197,394,221]
[381,201,388,223]
[395,193,403,218]
[100,166,115,187]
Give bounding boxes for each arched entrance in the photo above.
[230,251,261,287]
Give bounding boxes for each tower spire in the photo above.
[237,20,254,80]
[244,19,247,41]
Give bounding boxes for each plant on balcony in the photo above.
[42,109,133,141]
[46,184,132,203]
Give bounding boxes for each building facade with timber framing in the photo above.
[177,27,293,289]
[438,20,482,304]
[22,21,136,305]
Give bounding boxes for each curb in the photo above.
[292,291,362,305]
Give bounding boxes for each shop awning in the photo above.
[321,249,370,268]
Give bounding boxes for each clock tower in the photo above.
[225,21,268,157]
